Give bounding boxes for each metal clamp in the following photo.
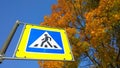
[0,54,4,63]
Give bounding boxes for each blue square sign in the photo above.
[26,28,64,54]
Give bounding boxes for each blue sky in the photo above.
[0,0,57,68]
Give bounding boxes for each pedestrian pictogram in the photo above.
[29,32,62,50]
[15,24,74,61]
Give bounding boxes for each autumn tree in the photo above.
[39,0,120,68]
[85,0,120,67]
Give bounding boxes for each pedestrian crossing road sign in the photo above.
[15,24,74,61]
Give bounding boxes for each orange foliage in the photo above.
[85,0,120,67]
[38,61,64,68]
[39,0,120,68]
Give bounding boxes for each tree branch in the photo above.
[116,48,120,68]
[85,51,100,66]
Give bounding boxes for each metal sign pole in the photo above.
[42,60,44,68]
[0,20,20,63]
